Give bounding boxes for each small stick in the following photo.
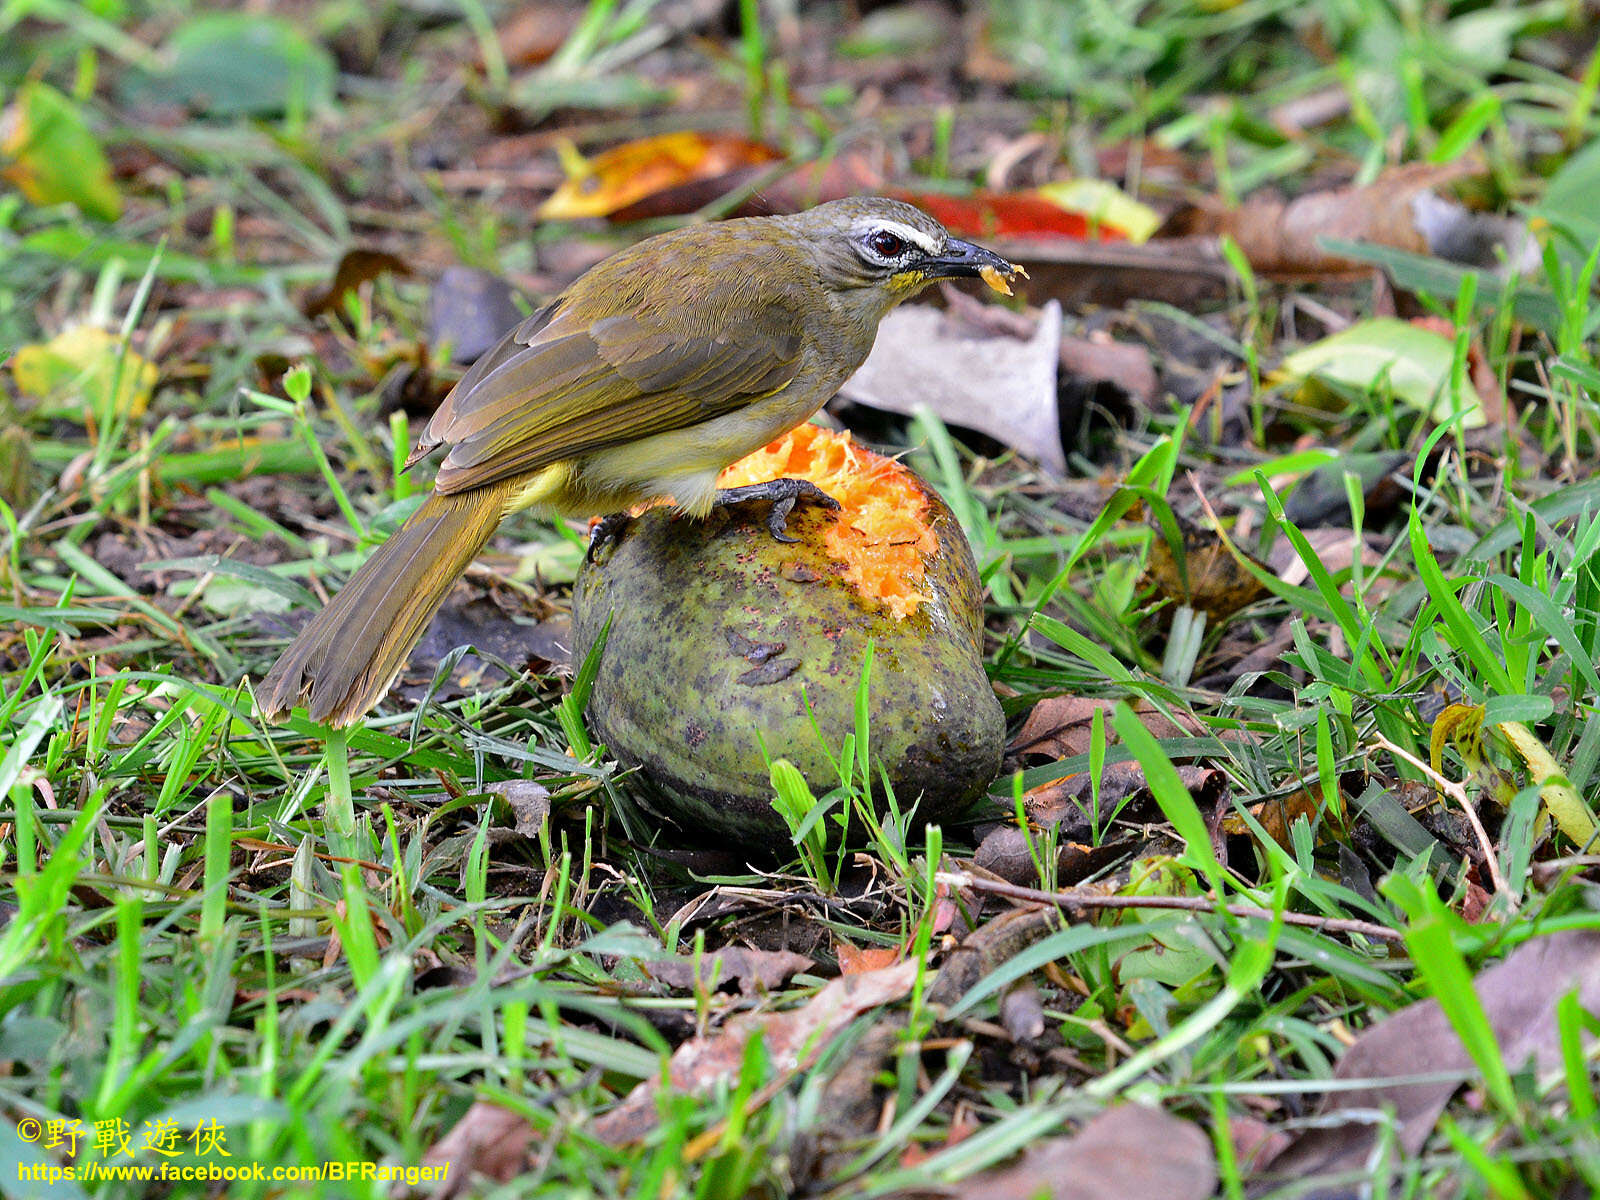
[935,871,1404,943]
[1371,732,1510,900]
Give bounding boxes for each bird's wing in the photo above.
[417,293,805,495]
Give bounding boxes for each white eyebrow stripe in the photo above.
[852,217,941,255]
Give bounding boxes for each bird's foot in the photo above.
[711,478,841,543]
[586,512,633,562]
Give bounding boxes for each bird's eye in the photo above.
[868,229,907,259]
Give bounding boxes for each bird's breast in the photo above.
[540,352,845,518]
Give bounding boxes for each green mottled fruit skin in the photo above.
[570,479,1004,844]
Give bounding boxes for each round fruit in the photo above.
[569,425,1004,845]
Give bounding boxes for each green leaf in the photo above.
[1538,137,1600,264]
[123,14,336,118]
[0,81,121,220]
[1279,317,1486,428]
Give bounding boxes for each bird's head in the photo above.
[780,196,1019,322]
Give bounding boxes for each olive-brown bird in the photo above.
[258,196,1018,726]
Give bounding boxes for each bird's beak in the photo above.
[922,237,1017,281]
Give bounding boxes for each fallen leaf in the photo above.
[1219,788,1325,849]
[428,267,527,365]
[122,13,337,118]
[592,959,918,1145]
[1228,1114,1291,1174]
[1267,527,1386,591]
[1017,762,1225,833]
[1254,929,1600,1190]
[1269,86,1352,134]
[1278,451,1409,528]
[0,82,121,220]
[838,2,955,59]
[839,300,1063,473]
[945,1104,1215,1200]
[793,909,1064,1187]
[1058,334,1159,410]
[973,825,1130,887]
[538,132,783,220]
[890,187,1130,241]
[398,600,572,706]
[836,941,903,975]
[301,248,412,320]
[637,947,814,996]
[1035,178,1161,243]
[490,3,584,68]
[1278,317,1489,428]
[900,1101,980,1168]
[484,780,550,838]
[12,325,158,424]
[1164,160,1532,278]
[417,1100,533,1199]
[611,152,885,222]
[1010,697,1202,763]
[1145,517,1270,621]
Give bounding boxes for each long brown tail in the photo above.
[257,483,513,727]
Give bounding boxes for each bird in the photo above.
[257,196,1019,727]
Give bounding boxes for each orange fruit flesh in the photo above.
[716,423,936,620]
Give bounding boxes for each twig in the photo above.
[1371,732,1510,900]
[935,871,1404,943]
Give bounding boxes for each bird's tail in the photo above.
[257,483,513,727]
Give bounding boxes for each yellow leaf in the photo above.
[1496,721,1597,846]
[0,82,122,221]
[1035,178,1161,244]
[537,131,781,221]
[12,325,157,422]
[1430,702,1484,774]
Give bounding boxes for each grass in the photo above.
[3,0,1600,1197]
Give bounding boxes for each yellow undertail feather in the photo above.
[257,481,516,727]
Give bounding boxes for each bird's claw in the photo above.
[586,512,632,563]
[712,478,840,541]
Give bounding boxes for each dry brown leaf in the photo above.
[946,1103,1215,1200]
[1010,697,1202,762]
[301,248,410,320]
[1164,160,1533,278]
[1228,1114,1291,1174]
[1219,787,1325,849]
[1268,527,1385,590]
[491,3,583,68]
[1145,519,1270,621]
[839,300,1064,473]
[1021,762,1226,831]
[1255,930,1600,1189]
[638,947,814,996]
[417,1100,533,1199]
[428,267,525,365]
[973,825,1130,887]
[1059,334,1160,409]
[592,959,919,1146]
[481,780,550,839]
[794,910,1066,1187]
[836,941,903,975]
